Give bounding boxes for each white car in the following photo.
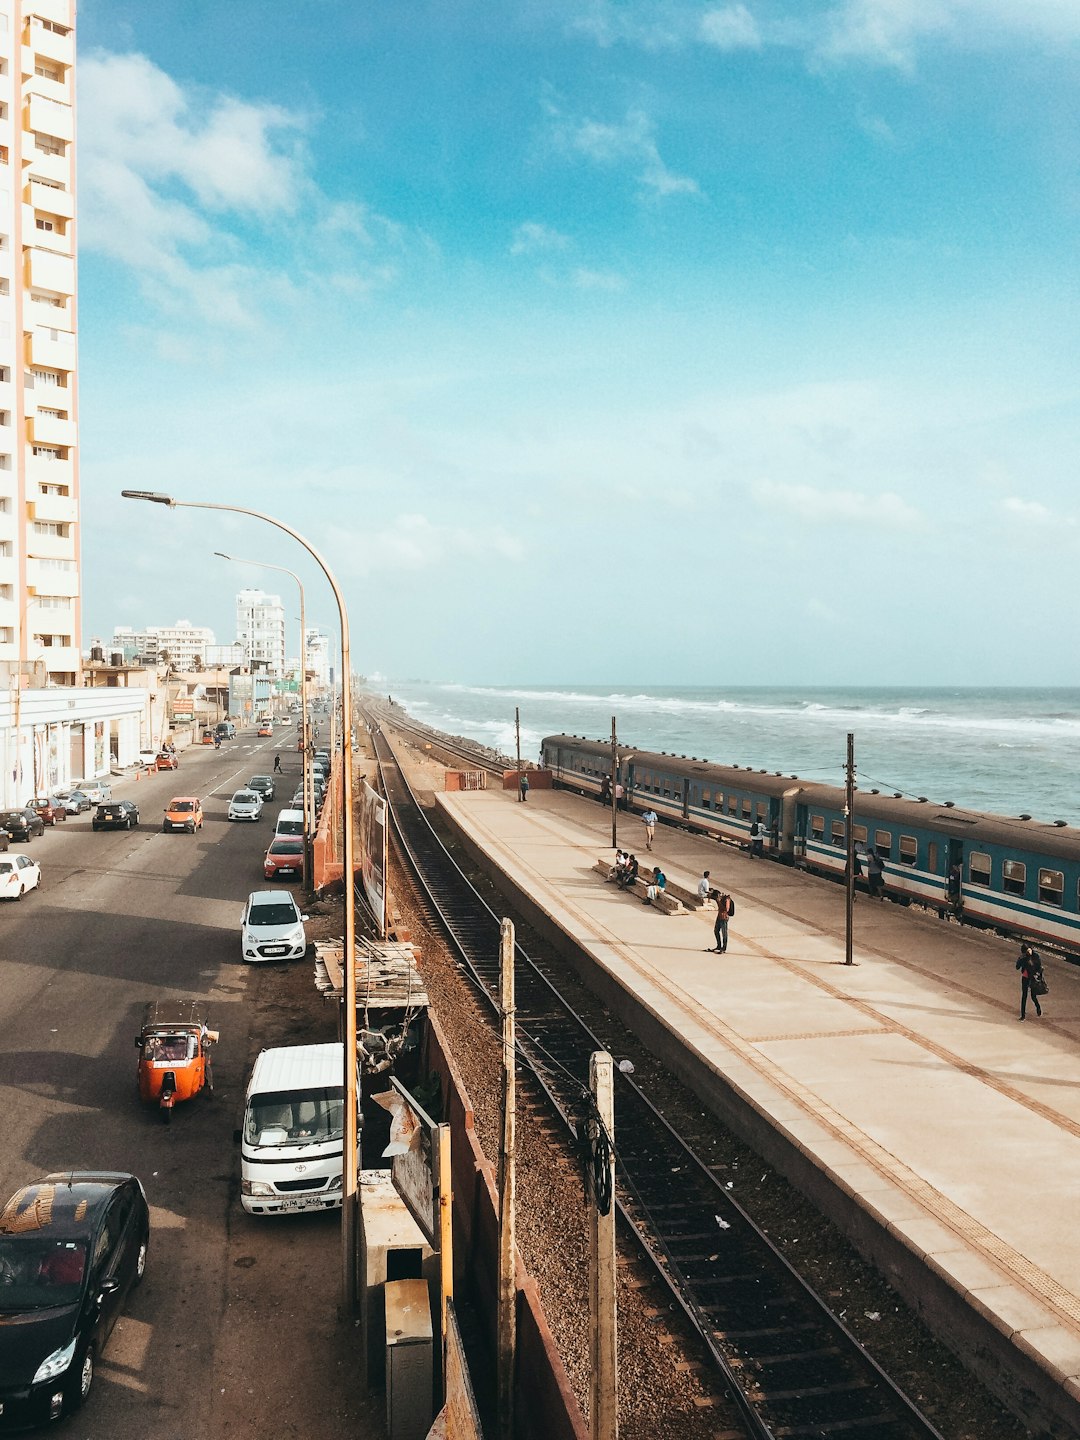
[240,890,308,963]
[0,853,40,900]
[228,789,264,822]
[73,779,112,804]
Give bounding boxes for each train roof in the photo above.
[542,734,1080,861]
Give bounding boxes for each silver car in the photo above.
[227,789,264,822]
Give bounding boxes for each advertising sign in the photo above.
[358,778,387,936]
[374,1078,441,1247]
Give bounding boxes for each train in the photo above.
[540,733,1080,959]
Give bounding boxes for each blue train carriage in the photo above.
[541,735,799,857]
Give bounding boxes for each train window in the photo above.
[811,814,825,841]
[927,842,938,875]
[831,820,845,847]
[756,802,768,821]
[853,824,867,846]
[899,835,918,866]
[741,799,752,819]
[874,830,892,860]
[969,853,991,887]
[1002,859,1026,896]
[1038,868,1063,906]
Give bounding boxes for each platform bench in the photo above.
[594,859,685,914]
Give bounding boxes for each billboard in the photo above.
[358,777,387,936]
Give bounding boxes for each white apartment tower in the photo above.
[0,1,79,689]
[236,588,286,676]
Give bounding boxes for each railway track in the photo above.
[367,700,509,777]
[370,721,948,1440]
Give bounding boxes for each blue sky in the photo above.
[75,1,1080,685]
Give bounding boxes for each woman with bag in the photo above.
[1016,942,1046,1020]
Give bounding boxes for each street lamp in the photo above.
[123,490,360,1311]
[214,552,314,891]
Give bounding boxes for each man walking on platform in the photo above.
[710,892,734,953]
[642,808,658,850]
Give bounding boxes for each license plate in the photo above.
[275,1195,322,1212]
[261,945,288,956]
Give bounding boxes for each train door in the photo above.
[623,758,636,808]
[778,787,802,864]
[792,801,808,865]
[946,838,964,909]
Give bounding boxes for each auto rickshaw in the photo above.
[135,1000,218,1124]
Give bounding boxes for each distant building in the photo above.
[305,628,331,689]
[236,588,285,677]
[0,2,80,689]
[111,620,216,671]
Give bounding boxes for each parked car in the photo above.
[54,790,92,814]
[263,837,304,880]
[73,781,112,805]
[26,797,67,825]
[240,889,308,962]
[92,801,140,831]
[0,853,41,898]
[0,808,46,843]
[162,797,203,834]
[0,1172,149,1426]
[248,775,275,803]
[155,751,179,771]
[228,789,263,822]
[274,808,305,838]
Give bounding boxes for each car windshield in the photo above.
[249,903,298,927]
[233,792,257,803]
[245,1087,343,1148]
[170,801,193,812]
[0,1238,87,1309]
[251,777,271,786]
[269,841,302,855]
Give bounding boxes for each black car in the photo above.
[91,801,140,831]
[247,775,275,802]
[0,808,45,843]
[0,1172,150,1427]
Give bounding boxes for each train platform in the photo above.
[433,780,1080,1434]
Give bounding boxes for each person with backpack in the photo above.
[1016,942,1045,1020]
[710,891,735,953]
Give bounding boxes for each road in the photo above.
[0,732,383,1437]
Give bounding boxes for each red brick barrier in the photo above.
[503,769,552,791]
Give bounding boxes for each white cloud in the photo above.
[572,268,627,291]
[750,479,924,527]
[341,514,526,577]
[1000,497,1052,522]
[550,104,701,199]
[700,4,763,50]
[511,221,572,255]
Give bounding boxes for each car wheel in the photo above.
[65,1344,94,1413]
[162,823,169,833]
[14,884,22,900]
[134,1232,149,1284]
[186,822,194,834]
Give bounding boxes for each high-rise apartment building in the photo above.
[111,620,217,671]
[236,588,286,676]
[0,1,78,689]
[305,627,331,690]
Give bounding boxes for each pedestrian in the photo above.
[1016,942,1045,1020]
[697,870,712,907]
[866,849,884,899]
[618,854,639,890]
[749,819,764,857]
[710,891,735,953]
[614,780,625,811]
[642,807,658,851]
[599,774,612,806]
[609,850,627,882]
[644,866,666,905]
[519,771,529,803]
[273,754,282,773]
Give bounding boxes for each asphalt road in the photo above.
[0,732,383,1438]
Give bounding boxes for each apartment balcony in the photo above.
[26,558,77,596]
[25,296,70,332]
[26,247,72,295]
[23,0,72,30]
[25,529,74,562]
[23,150,68,187]
[34,642,78,671]
[27,21,73,69]
[25,93,72,143]
[25,450,73,485]
[26,179,72,220]
[0,380,13,416]
[23,212,71,254]
[28,410,74,446]
[22,71,70,109]
[26,325,75,372]
[27,491,76,525]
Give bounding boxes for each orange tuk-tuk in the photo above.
[135,1000,218,1123]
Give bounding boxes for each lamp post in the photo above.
[215,552,314,892]
[123,490,360,1312]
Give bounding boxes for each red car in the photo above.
[25,797,67,825]
[155,751,179,770]
[257,724,273,738]
[263,837,304,880]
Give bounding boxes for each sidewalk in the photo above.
[436,782,1080,1432]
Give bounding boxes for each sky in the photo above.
[74,0,1080,687]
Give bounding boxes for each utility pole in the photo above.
[515,706,522,799]
[497,918,517,1440]
[610,717,618,849]
[845,732,855,967]
[589,1051,618,1440]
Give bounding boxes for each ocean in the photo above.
[373,681,1080,826]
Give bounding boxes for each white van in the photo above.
[240,1044,347,1215]
[275,807,305,837]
